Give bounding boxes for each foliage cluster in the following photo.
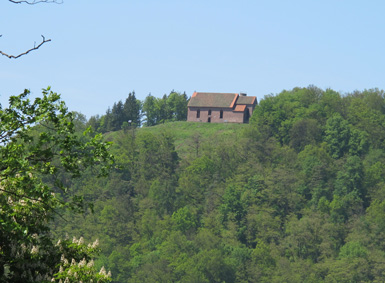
[87,91,189,133]
[53,85,385,282]
[0,89,114,282]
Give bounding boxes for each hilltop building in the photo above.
[187,92,257,123]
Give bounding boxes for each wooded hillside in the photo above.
[53,86,385,282]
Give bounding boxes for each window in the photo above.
[220,110,223,119]
[196,109,200,118]
[208,109,212,115]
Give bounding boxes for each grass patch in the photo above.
[107,121,249,158]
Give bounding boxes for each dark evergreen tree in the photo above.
[110,100,124,131]
[123,91,142,127]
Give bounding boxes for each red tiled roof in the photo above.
[234,104,247,112]
[237,96,257,105]
[188,92,238,108]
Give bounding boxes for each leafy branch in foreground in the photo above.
[0,88,114,282]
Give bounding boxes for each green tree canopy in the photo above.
[0,88,114,282]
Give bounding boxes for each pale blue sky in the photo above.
[1,0,385,118]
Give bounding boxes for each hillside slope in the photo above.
[53,86,385,282]
[106,121,248,157]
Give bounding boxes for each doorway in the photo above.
[243,108,250,123]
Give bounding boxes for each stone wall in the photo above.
[187,107,245,123]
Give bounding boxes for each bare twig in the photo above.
[9,0,63,4]
[3,0,60,58]
[0,35,51,59]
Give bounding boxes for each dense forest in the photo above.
[52,85,385,282]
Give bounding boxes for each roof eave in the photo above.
[230,93,239,108]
